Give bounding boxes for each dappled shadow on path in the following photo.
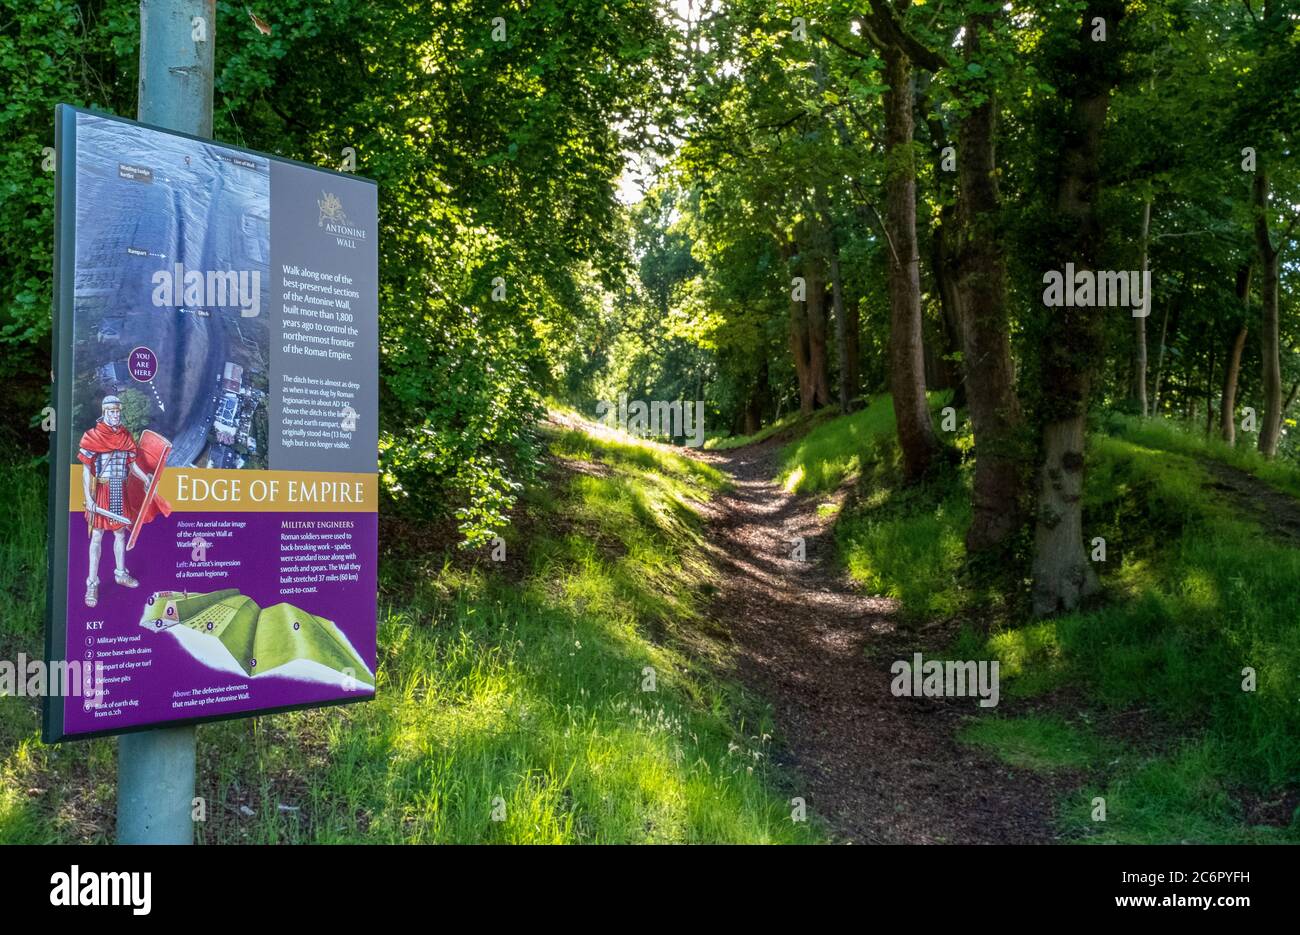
[691,438,1063,844]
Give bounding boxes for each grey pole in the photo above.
[137,0,215,136]
[117,0,214,845]
[117,726,197,843]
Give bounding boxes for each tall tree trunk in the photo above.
[1254,169,1283,458]
[920,84,967,413]
[814,196,853,411]
[786,244,815,415]
[829,248,851,411]
[1031,0,1125,616]
[806,263,832,409]
[952,9,1024,555]
[1034,418,1094,613]
[1151,298,1176,416]
[922,315,944,389]
[744,354,771,435]
[789,315,814,415]
[930,207,968,409]
[1134,198,1152,415]
[881,44,941,480]
[1221,326,1248,444]
[1205,341,1216,438]
[1220,265,1251,445]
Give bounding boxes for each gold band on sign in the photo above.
[68,466,378,513]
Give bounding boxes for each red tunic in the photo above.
[77,422,170,531]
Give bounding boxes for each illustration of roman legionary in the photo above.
[77,396,173,607]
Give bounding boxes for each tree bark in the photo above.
[806,263,833,409]
[1220,265,1251,445]
[1033,419,1096,615]
[952,9,1024,555]
[1134,198,1152,415]
[744,355,770,435]
[1030,0,1125,616]
[786,244,816,415]
[881,43,941,481]
[1254,169,1283,458]
[1205,340,1216,438]
[930,205,968,409]
[919,84,967,412]
[922,314,943,389]
[1151,298,1176,416]
[829,247,852,411]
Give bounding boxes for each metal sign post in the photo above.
[116,0,214,845]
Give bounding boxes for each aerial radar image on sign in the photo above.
[72,112,271,472]
[139,588,375,689]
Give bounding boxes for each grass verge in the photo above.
[824,406,1300,842]
[0,419,816,844]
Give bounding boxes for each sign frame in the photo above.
[44,104,380,743]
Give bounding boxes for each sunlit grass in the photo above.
[545,415,727,496]
[775,398,897,494]
[1062,741,1296,844]
[1105,413,1300,500]
[841,499,969,618]
[775,393,955,497]
[959,715,1116,773]
[816,500,840,517]
[0,423,815,844]
[810,400,1300,841]
[703,410,811,450]
[964,428,1300,841]
[797,394,978,621]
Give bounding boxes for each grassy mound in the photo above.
[775,392,956,495]
[820,406,1300,842]
[0,419,815,844]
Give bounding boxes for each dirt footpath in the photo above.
[693,437,1064,844]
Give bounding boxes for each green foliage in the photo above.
[821,397,981,622]
[117,387,150,437]
[939,420,1300,842]
[797,399,1300,841]
[840,480,972,622]
[6,0,1300,848]
[703,409,809,450]
[0,0,138,443]
[1062,741,1298,844]
[776,397,903,494]
[0,425,815,843]
[220,0,676,545]
[1104,413,1300,499]
[964,718,1298,842]
[577,188,727,431]
[959,715,1117,774]
[0,462,45,648]
[1,1,676,543]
